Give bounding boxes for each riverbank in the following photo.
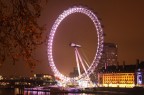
[88,87,144,94]
[24,86,144,95]
[1,86,143,95]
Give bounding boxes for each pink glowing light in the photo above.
[47,6,104,82]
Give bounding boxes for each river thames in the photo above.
[0,88,129,95]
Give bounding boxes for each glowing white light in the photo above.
[47,6,104,82]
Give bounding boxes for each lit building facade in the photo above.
[98,73,135,88]
[0,75,3,80]
[98,61,144,88]
[33,74,56,85]
[33,74,53,80]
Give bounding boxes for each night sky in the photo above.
[0,0,144,77]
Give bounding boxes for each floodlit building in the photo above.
[33,74,56,86]
[33,74,53,80]
[98,61,144,88]
[0,75,3,80]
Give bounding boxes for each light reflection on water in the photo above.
[24,90,106,95]
[0,88,97,95]
[24,90,100,95]
[24,90,50,95]
[0,88,127,95]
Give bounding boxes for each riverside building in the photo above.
[98,60,144,88]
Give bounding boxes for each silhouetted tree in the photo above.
[0,0,47,70]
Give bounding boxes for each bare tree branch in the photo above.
[0,0,47,70]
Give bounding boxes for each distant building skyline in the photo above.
[99,42,118,69]
[69,67,78,77]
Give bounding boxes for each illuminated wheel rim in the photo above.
[47,6,104,82]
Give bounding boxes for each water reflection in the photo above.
[0,88,127,95]
[67,94,96,95]
[24,90,50,95]
[24,90,106,95]
[24,91,96,95]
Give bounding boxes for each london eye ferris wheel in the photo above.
[47,6,104,83]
